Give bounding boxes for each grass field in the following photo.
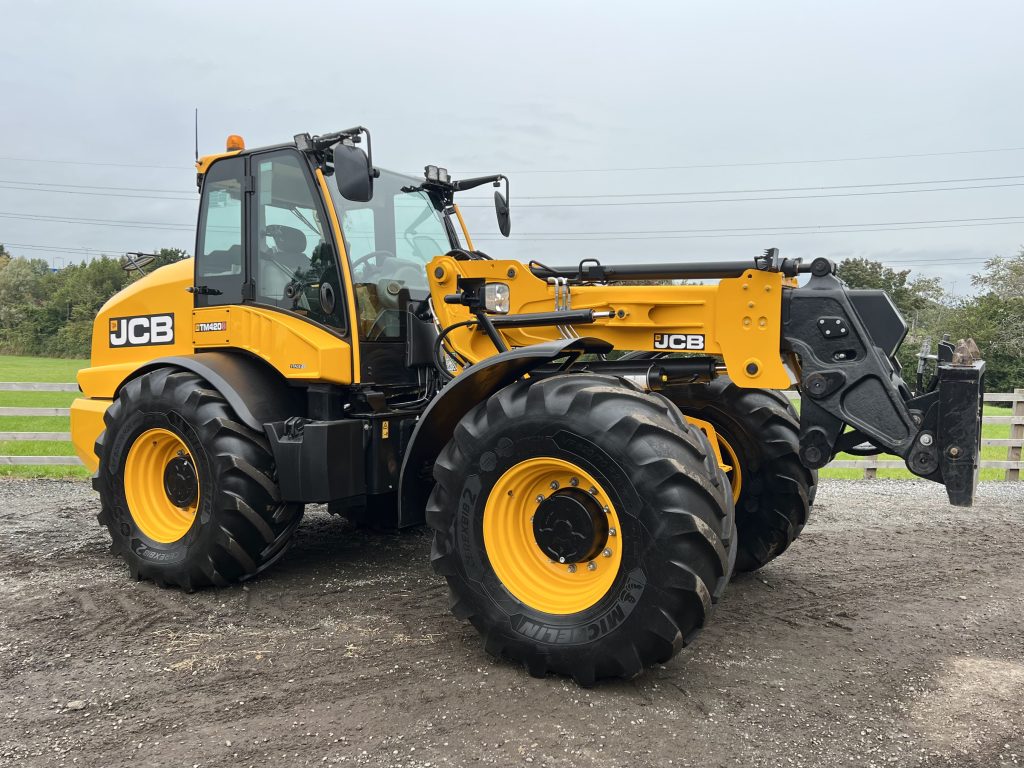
[820,402,1013,482]
[0,355,88,479]
[0,354,1018,483]
[0,354,88,383]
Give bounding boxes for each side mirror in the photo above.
[333,143,374,202]
[494,190,511,237]
[120,252,155,273]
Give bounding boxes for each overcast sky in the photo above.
[2,0,1022,293]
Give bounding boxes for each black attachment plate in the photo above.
[935,360,985,506]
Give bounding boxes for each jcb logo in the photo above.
[109,314,175,347]
[653,333,705,351]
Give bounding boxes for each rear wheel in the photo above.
[664,378,815,572]
[427,374,735,684]
[94,368,303,589]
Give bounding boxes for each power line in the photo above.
[4,143,1024,176]
[0,178,194,194]
[861,256,994,265]
[6,173,1024,205]
[464,174,1024,201]
[460,181,1024,208]
[0,211,193,231]
[454,145,1024,175]
[1,238,994,268]
[14,173,1023,201]
[472,219,1024,242]
[0,155,188,170]
[4,214,1015,247]
[2,243,124,254]
[471,215,1024,238]
[0,184,195,201]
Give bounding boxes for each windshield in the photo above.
[328,169,455,340]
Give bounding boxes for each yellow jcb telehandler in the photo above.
[70,127,984,684]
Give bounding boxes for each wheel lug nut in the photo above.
[558,556,565,563]
[567,564,577,573]
[549,480,560,490]
[602,548,612,558]
[608,527,617,536]
[536,495,544,503]
[587,562,597,571]
[569,478,579,487]
[588,486,598,496]
[602,505,610,514]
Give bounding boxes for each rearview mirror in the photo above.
[120,253,155,273]
[333,143,374,202]
[494,190,511,237]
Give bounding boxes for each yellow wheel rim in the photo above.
[718,434,743,504]
[684,415,742,505]
[124,428,199,544]
[483,457,623,615]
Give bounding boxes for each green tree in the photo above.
[894,249,1024,392]
[0,257,53,354]
[836,257,943,318]
[955,248,1024,390]
[48,257,130,356]
[0,248,188,358]
[127,247,190,280]
[972,250,1024,302]
[837,257,947,376]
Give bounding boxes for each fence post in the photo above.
[1007,388,1024,482]
[864,455,878,480]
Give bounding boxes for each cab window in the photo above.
[195,157,244,307]
[331,170,453,340]
[253,152,345,331]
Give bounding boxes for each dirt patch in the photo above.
[1,479,1022,767]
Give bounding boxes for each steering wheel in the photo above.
[350,249,395,279]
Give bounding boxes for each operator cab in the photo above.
[192,131,471,388]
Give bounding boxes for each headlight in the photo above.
[484,282,510,314]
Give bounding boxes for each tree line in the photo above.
[835,251,1024,393]
[0,243,1021,390]
[0,246,187,358]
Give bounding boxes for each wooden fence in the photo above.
[783,389,1024,480]
[0,382,81,466]
[2,383,1023,480]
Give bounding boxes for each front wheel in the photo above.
[94,368,303,589]
[427,374,735,685]
[664,378,815,572]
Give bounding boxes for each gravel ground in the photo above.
[1,478,1022,768]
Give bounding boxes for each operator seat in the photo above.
[260,225,312,303]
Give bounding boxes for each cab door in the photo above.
[249,150,350,335]
[194,156,246,306]
[192,152,356,386]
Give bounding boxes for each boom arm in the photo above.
[427,252,984,506]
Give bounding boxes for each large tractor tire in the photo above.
[663,378,815,573]
[427,374,735,685]
[94,368,303,589]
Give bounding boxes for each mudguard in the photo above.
[128,351,304,432]
[397,337,612,527]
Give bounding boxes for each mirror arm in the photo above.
[451,173,505,192]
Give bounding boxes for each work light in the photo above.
[424,165,450,184]
[484,282,510,314]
